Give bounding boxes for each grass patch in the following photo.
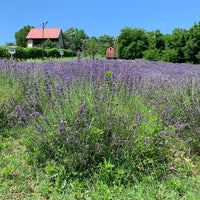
[1,133,200,199]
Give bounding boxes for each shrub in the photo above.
[143,49,161,61]
[161,49,179,62]
[46,48,60,58]
[15,46,27,60]
[26,47,43,59]
[0,46,9,59]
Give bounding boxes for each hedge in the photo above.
[0,46,75,60]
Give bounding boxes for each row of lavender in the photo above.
[1,59,200,181]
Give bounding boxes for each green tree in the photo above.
[116,27,133,59]
[184,22,200,63]
[117,27,148,59]
[143,49,161,61]
[5,42,16,46]
[15,25,33,47]
[161,49,179,62]
[147,30,165,51]
[170,28,189,62]
[162,34,172,50]
[85,37,99,59]
[63,27,89,54]
[98,35,115,56]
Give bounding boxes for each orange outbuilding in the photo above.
[106,46,117,59]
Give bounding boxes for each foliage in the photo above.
[43,39,58,49]
[0,46,10,59]
[114,21,200,63]
[0,46,75,60]
[117,27,148,59]
[170,28,189,63]
[63,27,89,55]
[1,59,200,198]
[46,48,60,58]
[26,47,43,59]
[98,34,115,56]
[85,37,99,58]
[147,30,165,51]
[15,46,27,60]
[161,49,179,62]
[15,25,33,47]
[5,42,16,46]
[143,49,161,61]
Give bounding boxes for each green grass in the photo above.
[1,133,200,199]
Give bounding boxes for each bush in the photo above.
[15,46,27,60]
[143,49,161,61]
[161,49,179,63]
[0,46,75,60]
[26,47,43,59]
[24,77,170,182]
[46,48,60,58]
[0,46,9,59]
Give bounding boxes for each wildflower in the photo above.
[33,111,40,118]
[54,138,60,145]
[48,146,54,152]
[35,125,42,131]
[59,127,65,134]
[112,85,118,91]
[18,121,24,126]
[85,144,90,150]
[78,103,86,114]
[66,137,71,144]
[31,100,37,106]
[95,143,100,151]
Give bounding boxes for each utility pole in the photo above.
[41,21,48,60]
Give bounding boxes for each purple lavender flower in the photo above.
[78,102,86,114]
[31,100,37,106]
[85,144,90,150]
[48,146,54,152]
[18,121,24,126]
[66,137,71,144]
[32,111,40,118]
[35,125,42,131]
[54,138,60,145]
[59,127,65,134]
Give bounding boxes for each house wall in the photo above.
[58,33,64,48]
[27,39,33,47]
[27,38,63,48]
[27,35,64,48]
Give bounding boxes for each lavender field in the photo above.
[1,58,200,199]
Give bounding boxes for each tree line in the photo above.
[4,21,200,63]
[117,24,200,63]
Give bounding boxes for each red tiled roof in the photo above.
[26,28,62,39]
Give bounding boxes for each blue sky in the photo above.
[1,0,200,45]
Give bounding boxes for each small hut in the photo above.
[106,46,117,59]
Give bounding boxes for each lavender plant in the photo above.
[1,58,200,184]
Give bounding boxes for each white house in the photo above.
[26,28,64,48]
